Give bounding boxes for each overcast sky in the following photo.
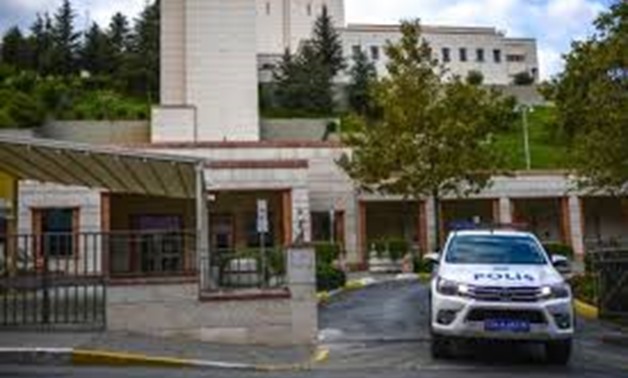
[0,0,614,80]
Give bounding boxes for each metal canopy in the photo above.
[0,136,203,199]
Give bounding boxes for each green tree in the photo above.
[123,0,160,101]
[273,44,333,115]
[513,71,535,85]
[51,0,80,75]
[81,23,112,75]
[30,13,55,75]
[339,21,516,249]
[1,26,33,70]
[466,70,484,85]
[107,12,131,74]
[551,1,628,193]
[347,49,377,116]
[311,5,345,77]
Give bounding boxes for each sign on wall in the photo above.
[257,199,268,234]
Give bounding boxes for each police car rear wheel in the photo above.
[545,339,572,365]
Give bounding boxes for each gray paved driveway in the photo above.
[317,280,628,376]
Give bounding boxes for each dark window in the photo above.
[307,3,312,16]
[265,2,271,15]
[41,208,74,258]
[476,48,484,62]
[531,67,538,77]
[459,48,467,62]
[442,47,451,63]
[507,54,525,62]
[370,46,380,61]
[493,49,502,63]
[352,45,362,57]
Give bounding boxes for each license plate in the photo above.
[484,319,530,333]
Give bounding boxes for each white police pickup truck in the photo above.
[425,229,574,365]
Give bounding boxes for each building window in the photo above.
[307,3,312,16]
[265,2,271,15]
[370,46,380,61]
[442,47,451,63]
[132,215,185,274]
[352,45,362,57]
[531,67,538,78]
[35,208,77,258]
[507,54,525,62]
[493,49,502,63]
[476,48,484,62]
[459,47,467,62]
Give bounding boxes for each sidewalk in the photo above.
[0,331,315,370]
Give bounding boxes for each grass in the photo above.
[494,105,570,170]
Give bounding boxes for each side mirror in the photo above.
[423,253,441,264]
[551,255,572,276]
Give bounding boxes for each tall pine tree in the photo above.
[347,49,377,116]
[311,5,345,77]
[1,27,33,70]
[107,12,131,74]
[81,23,112,75]
[51,0,80,75]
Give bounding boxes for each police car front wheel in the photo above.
[545,339,572,365]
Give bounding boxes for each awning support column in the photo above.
[196,164,214,291]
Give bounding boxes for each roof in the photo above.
[0,136,203,199]
[343,23,502,36]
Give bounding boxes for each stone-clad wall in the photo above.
[107,247,317,346]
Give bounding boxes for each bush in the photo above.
[6,91,45,128]
[368,238,409,261]
[314,242,342,266]
[466,70,484,85]
[513,71,535,85]
[316,263,346,292]
[543,243,574,258]
[0,108,15,128]
[413,255,432,274]
[570,274,597,305]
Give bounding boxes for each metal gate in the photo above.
[0,233,106,330]
[589,249,628,322]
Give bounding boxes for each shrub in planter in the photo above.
[387,239,409,261]
[314,242,342,266]
[543,243,574,258]
[570,274,597,305]
[413,254,432,274]
[316,263,347,292]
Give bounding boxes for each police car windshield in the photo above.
[445,234,547,265]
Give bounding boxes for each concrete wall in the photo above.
[186,0,260,141]
[40,121,150,145]
[107,247,317,346]
[161,0,186,105]
[17,181,103,272]
[261,118,338,141]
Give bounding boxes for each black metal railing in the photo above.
[202,248,287,290]
[107,230,197,279]
[0,233,105,329]
[588,249,628,322]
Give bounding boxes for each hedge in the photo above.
[543,242,575,258]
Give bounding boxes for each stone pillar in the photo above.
[418,201,429,255]
[567,196,585,256]
[196,165,212,290]
[358,201,367,265]
[498,197,513,224]
[100,192,111,278]
[281,190,293,246]
[288,246,317,345]
[343,195,359,265]
[425,197,437,252]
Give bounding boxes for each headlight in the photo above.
[540,283,571,299]
[436,278,470,297]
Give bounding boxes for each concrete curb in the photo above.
[0,347,326,371]
[574,299,599,320]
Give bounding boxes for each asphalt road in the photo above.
[1,280,627,377]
